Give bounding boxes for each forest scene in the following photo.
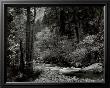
[6,5,104,83]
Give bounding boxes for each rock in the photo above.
[59,67,81,74]
[43,64,53,67]
[59,63,103,75]
[45,66,60,71]
[81,63,103,73]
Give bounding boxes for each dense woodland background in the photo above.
[6,6,104,82]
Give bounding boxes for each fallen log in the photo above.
[59,63,103,75]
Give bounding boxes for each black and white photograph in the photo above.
[6,5,104,83]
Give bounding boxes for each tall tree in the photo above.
[30,7,36,60]
[19,38,24,74]
[59,9,66,35]
[43,6,103,41]
[26,7,32,72]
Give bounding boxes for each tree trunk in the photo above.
[75,24,79,43]
[26,7,32,72]
[30,7,36,60]
[19,39,24,73]
[60,9,65,35]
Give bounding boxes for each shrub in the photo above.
[68,34,104,67]
[43,55,71,67]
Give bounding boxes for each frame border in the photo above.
[0,0,110,88]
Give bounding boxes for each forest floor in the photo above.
[32,63,104,83]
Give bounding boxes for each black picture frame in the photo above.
[0,0,110,88]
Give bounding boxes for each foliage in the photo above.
[33,26,104,68]
[7,7,26,67]
[42,6,103,38]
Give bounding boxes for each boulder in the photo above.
[59,63,103,75]
[59,67,81,75]
[81,63,103,73]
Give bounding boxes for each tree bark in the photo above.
[30,7,36,60]
[19,39,24,73]
[75,24,79,43]
[59,9,65,35]
[26,7,32,71]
